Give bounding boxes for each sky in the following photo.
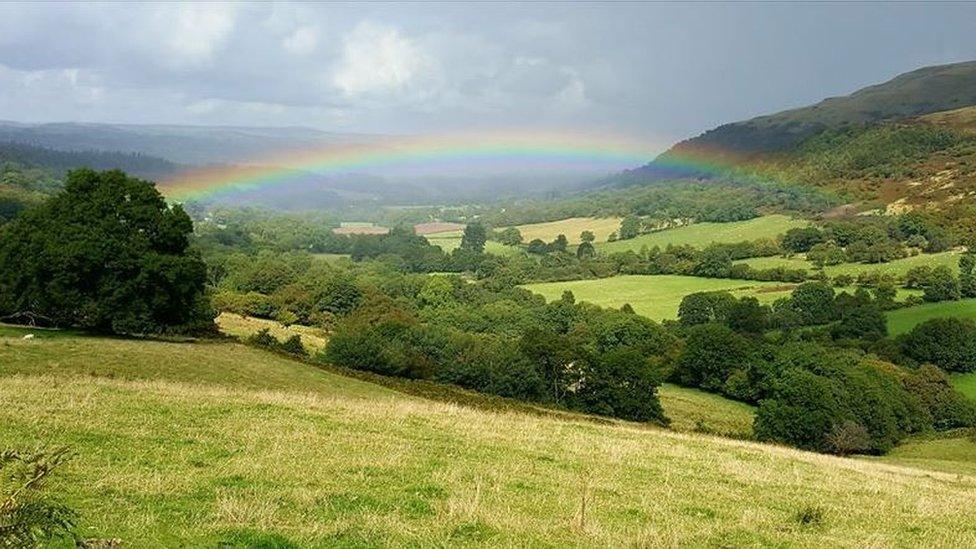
[1,2,975,146]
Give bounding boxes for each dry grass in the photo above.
[216,312,329,352]
[3,331,976,545]
[512,217,623,244]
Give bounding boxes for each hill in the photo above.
[662,60,976,161]
[3,327,976,545]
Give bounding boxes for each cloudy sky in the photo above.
[1,2,975,144]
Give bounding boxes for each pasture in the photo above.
[886,298,976,335]
[597,215,807,254]
[737,251,961,280]
[522,275,793,320]
[511,217,622,244]
[425,231,522,256]
[4,329,976,545]
[216,312,329,353]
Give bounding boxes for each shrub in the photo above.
[1,448,78,547]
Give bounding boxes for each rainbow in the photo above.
[157,130,672,201]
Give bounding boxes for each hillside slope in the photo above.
[667,60,976,159]
[3,328,976,545]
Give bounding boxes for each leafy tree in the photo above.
[572,347,665,423]
[496,227,523,246]
[579,230,596,243]
[692,248,732,278]
[576,241,596,260]
[677,292,736,326]
[786,282,836,325]
[0,169,213,334]
[901,317,976,372]
[831,304,888,341]
[922,266,960,302]
[807,242,846,267]
[960,252,976,298]
[459,222,488,253]
[673,323,756,394]
[781,227,824,253]
[618,215,642,240]
[526,239,549,255]
[549,234,569,253]
[726,297,769,334]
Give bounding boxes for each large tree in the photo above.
[0,169,213,334]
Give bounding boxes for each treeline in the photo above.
[475,179,836,228]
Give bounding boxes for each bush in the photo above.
[1,448,78,547]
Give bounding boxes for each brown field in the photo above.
[414,222,466,235]
[332,225,390,235]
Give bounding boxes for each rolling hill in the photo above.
[661,60,976,161]
[4,326,976,545]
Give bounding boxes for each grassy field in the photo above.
[4,329,976,545]
[597,215,807,254]
[216,312,329,353]
[425,231,523,256]
[657,384,754,439]
[523,275,794,320]
[873,434,976,476]
[951,372,976,402]
[737,251,960,279]
[511,217,622,244]
[885,298,976,336]
[311,253,351,263]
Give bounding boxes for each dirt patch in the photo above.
[414,222,465,235]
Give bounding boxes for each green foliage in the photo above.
[677,292,736,326]
[0,448,78,547]
[901,317,976,372]
[782,227,824,253]
[494,227,523,246]
[460,223,488,253]
[618,215,642,240]
[922,266,961,302]
[831,304,888,341]
[0,169,213,335]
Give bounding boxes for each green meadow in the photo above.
[737,251,961,279]
[425,230,523,256]
[522,275,794,320]
[597,215,807,254]
[4,328,976,545]
[886,298,976,335]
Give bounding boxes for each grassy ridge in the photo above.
[597,215,807,254]
[4,331,976,545]
[523,275,794,320]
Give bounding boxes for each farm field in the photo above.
[216,312,329,353]
[886,298,976,335]
[511,217,622,244]
[522,275,793,320]
[425,230,522,256]
[597,215,807,254]
[4,328,976,546]
[737,251,961,279]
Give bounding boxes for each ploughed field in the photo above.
[4,325,976,545]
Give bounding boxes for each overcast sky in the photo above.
[1,2,974,144]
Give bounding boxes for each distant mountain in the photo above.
[0,141,179,180]
[0,121,383,166]
[617,61,976,185]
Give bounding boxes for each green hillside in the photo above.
[596,215,806,254]
[664,61,976,157]
[4,328,976,545]
[886,298,976,335]
[737,251,961,280]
